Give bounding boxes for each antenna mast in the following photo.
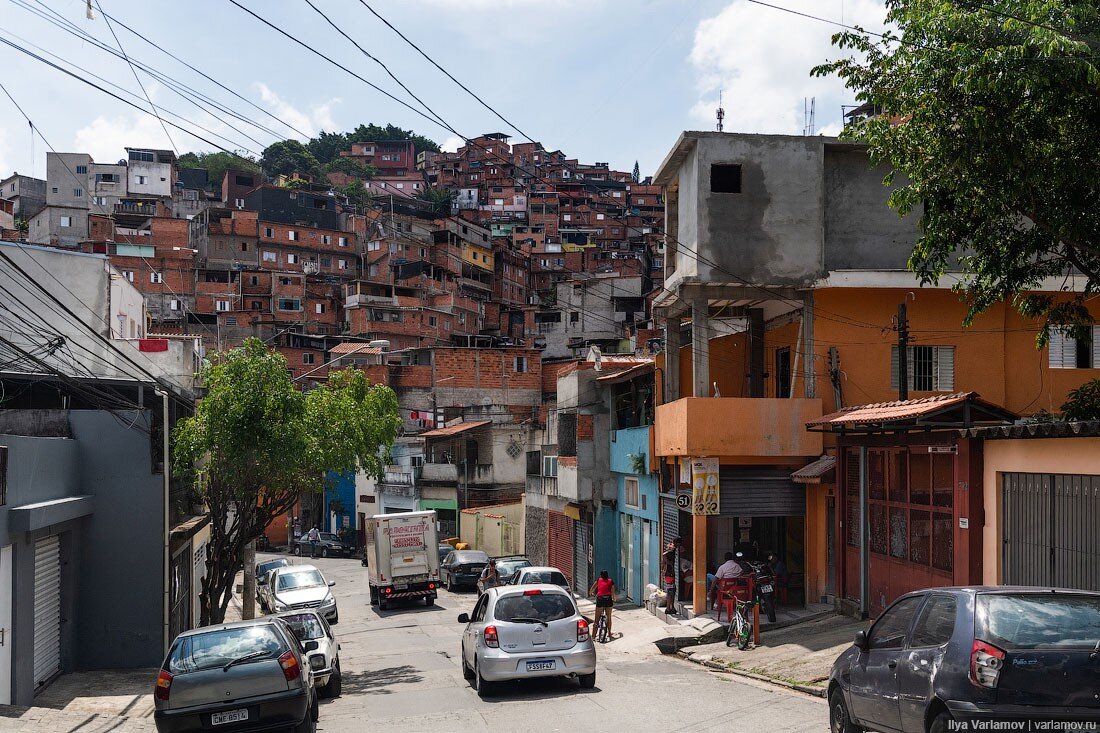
[803,97,816,136]
[716,89,725,132]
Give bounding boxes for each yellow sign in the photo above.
[691,458,720,515]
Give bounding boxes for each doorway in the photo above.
[825,496,836,597]
[0,545,11,705]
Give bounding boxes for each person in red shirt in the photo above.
[588,570,618,640]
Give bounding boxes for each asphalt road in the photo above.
[267,552,829,732]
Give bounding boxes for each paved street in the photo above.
[297,554,828,732]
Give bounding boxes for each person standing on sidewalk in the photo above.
[306,526,321,558]
[662,538,681,612]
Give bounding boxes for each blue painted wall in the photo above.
[324,471,356,535]
[610,426,661,599]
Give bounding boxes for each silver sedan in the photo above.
[458,584,597,697]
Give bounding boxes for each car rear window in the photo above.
[168,625,285,674]
[497,559,530,575]
[277,570,325,591]
[454,552,489,565]
[524,570,567,586]
[280,614,325,641]
[977,594,1100,649]
[495,592,576,623]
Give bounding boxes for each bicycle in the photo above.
[725,597,757,650]
[594,612,610,643]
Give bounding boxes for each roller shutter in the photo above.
[33,536,61,688]
[719,468,805,517]
[548,511,574,587]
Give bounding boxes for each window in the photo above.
[316,303,325,314]
[321,235,331,245]
[775,347,792,398]
[226,317,237,326]
[278,298,302,311]
[136,175,148,185]
[251,300,262,309]
[367,241,381,252]
[240,242,248,252]
[262,251,277,262]
[129,150,155,163]
[514,356,528,373]
[60,216,72,227]
[234,198,245,208]
[52,187,58,194]
[570,312,579,323]
[320,257,331,267]
[891,346,955,392]
[339,236,348,247]
[150,272,163,283]
[235,175,254,187]
[215,300,230,312]
[368,264,379,277]
[563,214,572,221]
[428,316,437,327]
[1048,327,1100,369]
[264,227,274,238]
[543,455,558,477]
[303,353,315,365]
[624,477,640,509]
[711,164,742,193]
[73,188,83,197]
[123,270,134,282]
[93,196,107,206]
[288,230,299,241]
[169,299,180,311]
[287,254,300,265]
[76,165,88,175]
[909,595,957,647]
[338,260,348,270]
[868,596,924,650]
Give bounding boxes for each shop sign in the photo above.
[690,457,720,515]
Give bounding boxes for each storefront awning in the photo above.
[806,392,1017,434]
[419,420,491,438]
[791,455,836,484]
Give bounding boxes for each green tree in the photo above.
[325,156,378,179]
[341,180,374,211]
[347,123,440,155]
[417,186,455,214]
[178,151,260,190]
[173,339,400,624]
[260,140,321,179]
[306,130,350,165]
[1062,378,1100,421]
[814,1,1100,337]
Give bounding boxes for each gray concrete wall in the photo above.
[823,146,919,271]
[523,503,548,566]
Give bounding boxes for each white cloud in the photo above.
[254,83,341,139]
[73,113,176,162]
[440,135,464,153]
[0,127,10,177]
[689,0,887,135]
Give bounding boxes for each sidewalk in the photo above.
[676,612,866,697]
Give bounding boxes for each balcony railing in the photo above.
[420,462,459,483]
[654,397,823,458]
[525,475,558,496]
[381,465,418,486]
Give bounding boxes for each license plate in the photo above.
[395,583,408,589]
[526,661,555,671]
[758,584,774,594]
[211,709,248,726]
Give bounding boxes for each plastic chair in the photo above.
[714,577,753,623]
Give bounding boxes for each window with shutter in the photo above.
[891,346,955,391]
[1047,328,1100,368]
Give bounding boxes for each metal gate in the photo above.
[548,511,574,587]
[169,544,192,642]
[33,536,61,689]
[1003,472,1100,591]
[574,521,591,596]
[660,495,678,548]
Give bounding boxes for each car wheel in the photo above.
[379,598,388,612]
[311,690,319,722]
[293,544,302,557]
[829,689,863,733]
[445,577,453,592]
[425,595,435,606]
[461,651,474,681]
[291,704,315,733]
[475,662,495,698]
[578,671,596,689]
[324,659,342,698]
[330,608,339,624]
[369,587,378,605]
[321,547,329,558]
[929,712,953,733]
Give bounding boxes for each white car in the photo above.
[275,609,342,698]
[458,584,597,697]
[262,565,339,623]
[509,566,570,591]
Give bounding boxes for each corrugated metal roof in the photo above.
[791,455,836,484]
[419,420,491,438]
[807,392,1017,431]
[595,360,654,384]
[960,420,1100,440]
[329,343,383,355]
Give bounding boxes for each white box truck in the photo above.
[363,510,440,610]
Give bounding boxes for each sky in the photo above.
[0,0,887,182]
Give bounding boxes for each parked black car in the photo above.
[828,586,1100,732]
[440,550,489,591]
[292,532,355,558]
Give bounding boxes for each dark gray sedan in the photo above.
[440,550,489,591]
[293,532,354,558]
[153,617,317,732]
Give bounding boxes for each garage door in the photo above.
[548,511,574,587]
[719,468,805,517]
[33,536,61,688]
[1003,473,1100,591]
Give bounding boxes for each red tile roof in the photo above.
[807,392,1017,430]
[329,343,383,355]
[791,455,836,484]
[419,420,491,438]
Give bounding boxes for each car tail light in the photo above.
[384,587,393,595]
[278,650,301,682]
[154,669,173,701]
[484,625,499,648]
[428,583,436,590]
[523,589,542,596]
[970,640,1006,689]
[577,619,590,642]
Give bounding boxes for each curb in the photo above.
[675,650,827,698]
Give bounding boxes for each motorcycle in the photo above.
[744,559,778,623]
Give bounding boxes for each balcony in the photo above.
[525,475,558,496]
[654,398,823,458]
[420,462,459,484]
[115,201,157,216]
[381,465,418,486]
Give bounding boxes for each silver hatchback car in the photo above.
[458,584,597,697]
[153,618,317,732]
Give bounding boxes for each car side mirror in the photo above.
[328,580,336,587]
[257,577,267,585]
[457,613,470,624]
[303,640,319,652]
[854,630,869,651]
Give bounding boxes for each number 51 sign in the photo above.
[690,458,720,515]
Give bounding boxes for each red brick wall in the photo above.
[577,414,594,441]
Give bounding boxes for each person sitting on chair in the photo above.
[708,551,745,610]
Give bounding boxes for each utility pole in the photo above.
[242,539,256,620]
[897,302,910,400]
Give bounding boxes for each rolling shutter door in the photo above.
[719,468,805,517]
[574,521,591,595]
[661,495,679,547]
[33,536,61,688]
[548,511,574,587]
